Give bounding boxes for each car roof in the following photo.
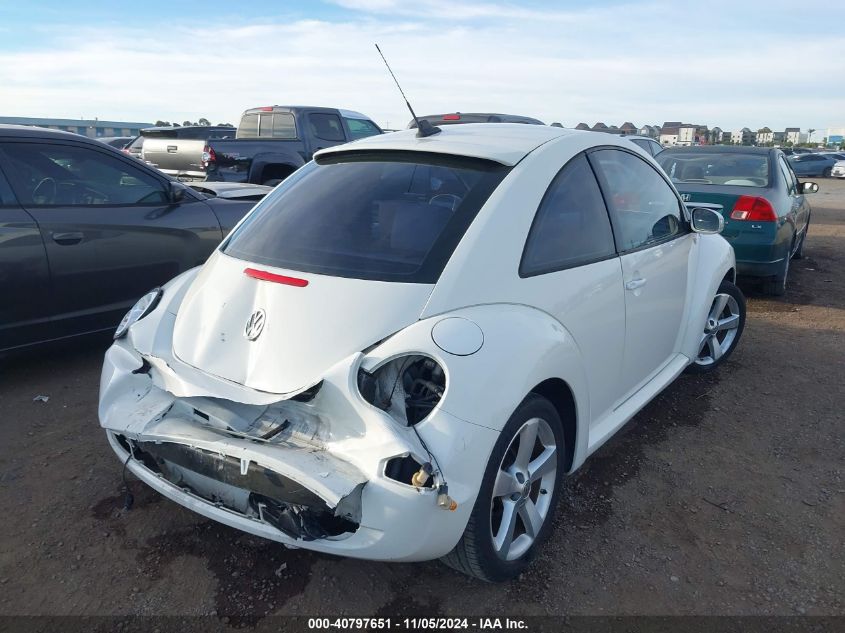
[316,123,577,166]
[0,124,112,144]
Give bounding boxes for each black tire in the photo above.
[763,248,790,296]
[686,280,746,374]
[822,167,832,178]
[441,394,566,582]
[793,215,809,260]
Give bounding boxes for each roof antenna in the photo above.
[374,43,440,138]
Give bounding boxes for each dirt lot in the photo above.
[0,180,842,624]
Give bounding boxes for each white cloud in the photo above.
[0,3,842,132]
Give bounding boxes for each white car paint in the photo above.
[99,124,737,565]
[832,160,845,178]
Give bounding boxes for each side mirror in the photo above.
[802,182,819,194]
[690,207,724,234]
[169,181,188,203]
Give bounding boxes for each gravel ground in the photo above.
[0,179,842,624]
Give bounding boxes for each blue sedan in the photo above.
[787,153,840,177]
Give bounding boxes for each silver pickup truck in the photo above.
[140,125,236,181]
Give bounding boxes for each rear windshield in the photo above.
[657,152,770,187]
[237,112,297,139]
[222,152,509,283]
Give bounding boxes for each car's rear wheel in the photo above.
[442,394,564,582]
[822,167,832,178]
[687,280,745,373]
[763,248,790,296]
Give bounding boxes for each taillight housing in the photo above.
[730,196,777,222]
[201,145,216,169]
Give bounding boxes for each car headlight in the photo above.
[357,355,446,426]
[114,288,163,339]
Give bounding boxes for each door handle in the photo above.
[625,278,647,291]
[52,231,84,245]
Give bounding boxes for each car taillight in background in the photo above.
[730,196,777,222]
[201,145,216,169]
[442,114,461,120]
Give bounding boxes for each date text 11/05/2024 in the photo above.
[307,617,529,630]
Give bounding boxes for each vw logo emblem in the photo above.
[244,309,266,341]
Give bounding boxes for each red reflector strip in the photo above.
[442,114,461,120]
[244,268,309,287]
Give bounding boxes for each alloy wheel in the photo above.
[490,417,557,561]
[695,293,741,366]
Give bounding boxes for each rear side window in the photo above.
[591,149,684,252]
[309,113,345,142]
[520,154,616,276]
[0,142,169,206]
[344,117,382,140]
[222,153,509,283]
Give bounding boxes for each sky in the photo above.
[0,0,843,133]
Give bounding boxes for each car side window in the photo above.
[649,141,663,156]
[0,165,17,206]
[0,142,169,207]
[630,139,650,154]
[309,113,345,142]
[589,148,685,252]
[777,156,797,194]
[520,154,616,276]
[344,117,382,140]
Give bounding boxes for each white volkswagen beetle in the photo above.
[99,124,745,581]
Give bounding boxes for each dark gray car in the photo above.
[0,125,264,352]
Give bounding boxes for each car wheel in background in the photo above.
[763,251,790,296]
[442,394,565,582]
[823,167,832,178]
[687,280,746,373]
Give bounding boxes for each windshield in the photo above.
[221,152,509,283]
[657,152,770,187]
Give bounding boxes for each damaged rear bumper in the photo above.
[99,341,498,562]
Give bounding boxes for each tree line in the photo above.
[153,117,233,127]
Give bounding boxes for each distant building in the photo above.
[575,122,591,130]
[659,122,704,146]
[785,128,802,145]
[619,122,637,135]
[756,127,773,145]
[710,127,724,143]
[591,122,609,131]
[825,126,845,147]
[0,116,153,137]
[730,128,755,145]
[638,124,659,138]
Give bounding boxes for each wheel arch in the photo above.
[681,234,737,361]
[529,377,577,472]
